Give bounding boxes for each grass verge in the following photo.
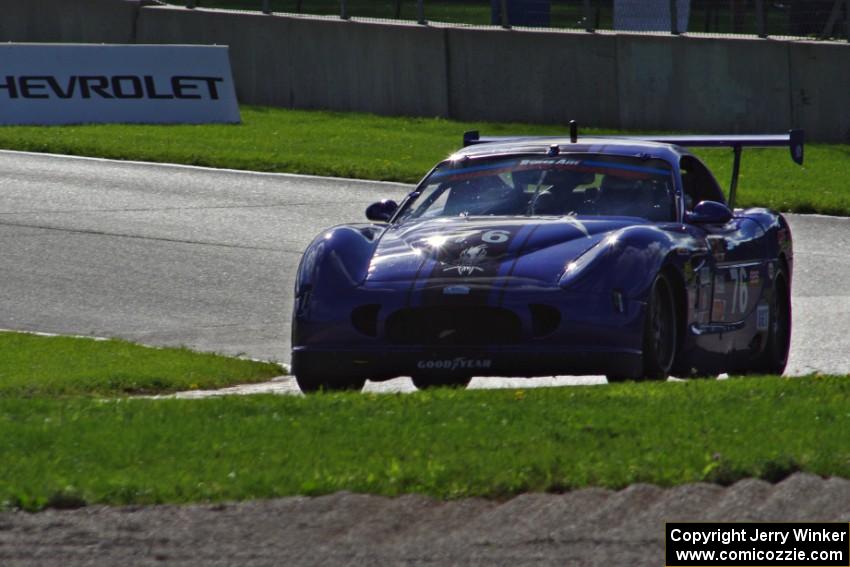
[2,375,849,510]
[0,331,283,397]
[0,106,848,215]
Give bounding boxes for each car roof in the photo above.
[448,137,690,167]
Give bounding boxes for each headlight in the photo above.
[558,240,611,288]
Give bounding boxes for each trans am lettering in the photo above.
[417,358,493,371]
[519,158,581,167]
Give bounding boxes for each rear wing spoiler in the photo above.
[462,125,805,208]
[610,131,804,165]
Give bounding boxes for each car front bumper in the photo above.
[291,345,643,381]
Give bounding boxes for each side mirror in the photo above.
[365,199,398,222]
[685,200,732,225]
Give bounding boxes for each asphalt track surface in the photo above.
[1,150,847,388]
[2,151,850,566]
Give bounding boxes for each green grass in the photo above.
[0,331,283,397]
[2,375,849,510]
[1,106,848,215]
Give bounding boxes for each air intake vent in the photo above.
[351,304,380,337]
[529,304,561,337]
[385,306,521,346]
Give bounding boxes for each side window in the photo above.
[680,156,725,210]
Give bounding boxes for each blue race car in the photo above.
[291,124,802,392]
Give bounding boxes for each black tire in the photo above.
[640,272,678,380]
[748,264,791,375]
[411,375,472,390]
[295,374,366,394]
[607,273,678,383]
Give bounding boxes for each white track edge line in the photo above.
[0,149,414,190]
[3,150,845,220]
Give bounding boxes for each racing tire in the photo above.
[609,273,677,383]
[411,375,472,390]
[747,264,791,375]
[295,374,366,394]
[640,272,678,380]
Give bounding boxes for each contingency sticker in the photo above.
[712,299,726,321]
[699,292,711,311]
[757,304,770,331]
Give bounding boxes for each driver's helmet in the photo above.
[546,169,594,192]
[597,175,638,215]
[598,175,674,220]
[533,169,596,214]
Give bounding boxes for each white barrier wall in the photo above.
[0,0,151,44]
[2,1,849,141]
[615,34,793,133]
[789,41,850,143]
[135,6,450,117]
[445,28,620,126]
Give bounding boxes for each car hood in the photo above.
[365,216,643,286]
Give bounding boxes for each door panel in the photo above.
[705,218,767,324]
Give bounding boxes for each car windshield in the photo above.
[398,154,676,222]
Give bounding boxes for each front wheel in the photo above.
[295,374,366,394]
[641,272,678,380]
[607,272,678,383]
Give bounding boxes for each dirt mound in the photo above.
[2,473,848,566]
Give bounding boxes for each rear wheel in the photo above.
[411,375,471,390]
[295,374,366,394]
[747,264,791,375]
